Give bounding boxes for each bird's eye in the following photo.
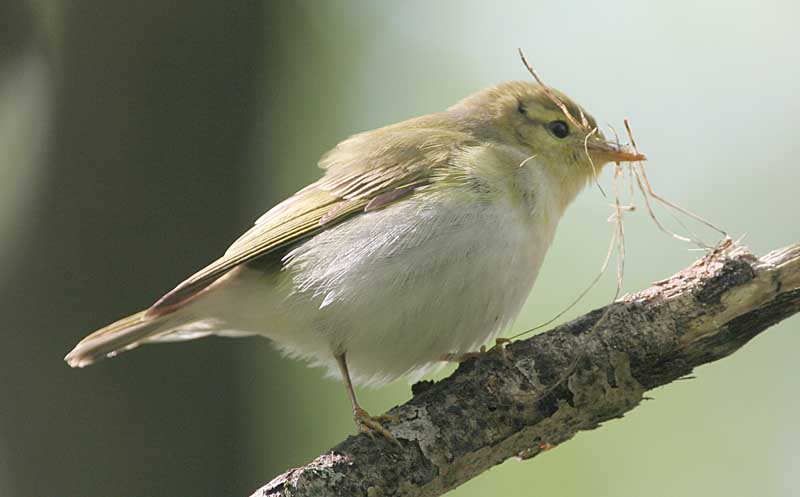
[517,102,527,115]
[547,120,570,139]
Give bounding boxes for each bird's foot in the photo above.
[441,338,512,363]
[353,407,400,447]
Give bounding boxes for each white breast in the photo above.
[199,179,561,386]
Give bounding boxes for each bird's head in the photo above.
[448,81,645,184]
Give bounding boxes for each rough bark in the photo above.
[250,240,800,497]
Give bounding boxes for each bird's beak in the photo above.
[586,140,646,163]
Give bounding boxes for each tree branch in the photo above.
[250,240,800,497]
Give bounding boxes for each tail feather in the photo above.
[64,310,185,368]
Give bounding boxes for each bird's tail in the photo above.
[64,310,199,368]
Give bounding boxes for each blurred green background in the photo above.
[1,1,798,496]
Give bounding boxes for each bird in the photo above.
[65,79,645,440]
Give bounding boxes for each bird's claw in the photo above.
[441,338,512,363]
[353,407,400,447]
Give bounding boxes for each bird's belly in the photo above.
[208,196,555,386]
[330,231,543,386]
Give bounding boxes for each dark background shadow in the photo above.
[1,2,274,495]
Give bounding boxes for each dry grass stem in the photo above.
[517,48,586,131]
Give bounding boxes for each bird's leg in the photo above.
[440,338,511,363]
[334,352,399,446]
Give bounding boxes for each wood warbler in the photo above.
[66,80,644,438]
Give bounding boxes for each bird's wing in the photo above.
[146,124,474,316]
